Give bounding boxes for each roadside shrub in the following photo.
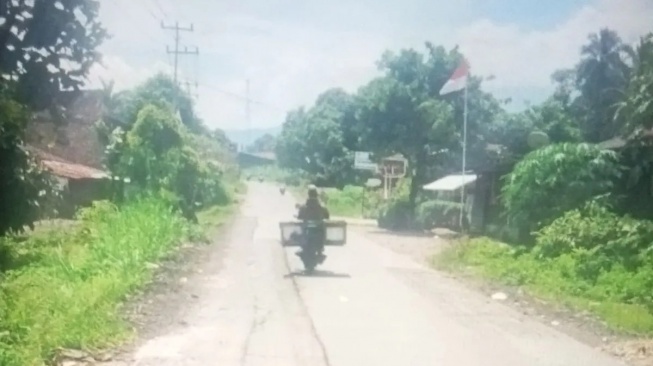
[378,198,414,230]
[502,143,622,236]
[415,200,461,230]
[323,185,362,217]
[106,104,231,217]
[377,178,417,230]
[534,201,653,271]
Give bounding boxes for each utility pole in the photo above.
[182,80,198,100]
[246,79,251,149]
[162,21,198,110]
[162,22,197,84]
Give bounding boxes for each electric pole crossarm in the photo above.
[167,47,199,55]
[161,21,194,32]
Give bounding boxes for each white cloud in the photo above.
[86,55,173,91]
[458,0,653,95]
[88,0,653,130]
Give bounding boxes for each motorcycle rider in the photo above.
[296,185,330,261]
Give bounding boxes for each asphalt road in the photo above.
[127,183,626,366]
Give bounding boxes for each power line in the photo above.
[197,82,281,110]
[112,0,165,44]
[151,0,169,20]
[138,1,163,22]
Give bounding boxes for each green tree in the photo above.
[0,0,107,112]
[355,44,502,210]
[618,33,653,134]
[99,74,205,135]
[524,98,582,144]
[115,104,186,188]
[0,82,59,235]
[575,28,633,142]
[0,0,105,235]
[276,88,359,187]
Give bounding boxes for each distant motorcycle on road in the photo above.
[280,186,286,195]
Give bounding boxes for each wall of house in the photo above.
[56,178,111,218]
[69,179,111,208]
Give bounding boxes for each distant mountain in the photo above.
[224,126,282,148]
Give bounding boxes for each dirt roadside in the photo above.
[57,215,238,366]
[351,225,653,366]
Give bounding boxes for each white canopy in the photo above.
[422,174,477,191]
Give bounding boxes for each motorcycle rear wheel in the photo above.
[300,251,318,273]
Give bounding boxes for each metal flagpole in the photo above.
[459,80,469,230]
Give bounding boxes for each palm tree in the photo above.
[617,33,653,134]
[575,28,633,142]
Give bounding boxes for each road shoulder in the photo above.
[350,225,652,366]
[93,212,238,365]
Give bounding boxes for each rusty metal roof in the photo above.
[41,159,109,180]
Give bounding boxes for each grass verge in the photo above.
[322,186,381,219]
[197,203,238,236]
[0,197,226,366]
[434,237,653,335]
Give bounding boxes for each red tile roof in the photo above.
[41,159,109,180]
[27,145,109,180]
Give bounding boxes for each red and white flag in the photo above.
[439,59,469,96]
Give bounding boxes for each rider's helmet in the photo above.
[307,184,318,199]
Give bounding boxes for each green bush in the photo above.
[439,200,653,331]
[377,179,418,230]
[534,201,653,271]
[415,200,462,230]
[502,143,622,236]
[105,104,232,217]
[378,198,414,230]
[0,197,190,365]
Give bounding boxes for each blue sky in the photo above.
[90,0,652,131]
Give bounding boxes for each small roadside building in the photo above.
[422,173,478,231]
[37,152,111,218]
[422,159,514,234]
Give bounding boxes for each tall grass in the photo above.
[0,198,190,365]
[322,186,382,219]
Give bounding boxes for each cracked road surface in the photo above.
[125,183,626,366]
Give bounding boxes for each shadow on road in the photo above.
[284,270,351,279]
[366,229,435,238]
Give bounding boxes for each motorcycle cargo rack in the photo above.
[279,220,347,247]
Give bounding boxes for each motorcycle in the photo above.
[279,218,347,273]
[296,220,326,272]
[280,187,286,195]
